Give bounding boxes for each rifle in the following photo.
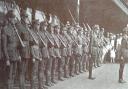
[37,32,47,47]
[11,23,25,47]
[83,23,87,29]
[40,12,54,46]
[4,0,25,47]
[86,23,92,31]
[68,8,76,24]
[57,35,67,48]
[51,34,60,48]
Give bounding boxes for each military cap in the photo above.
[66,21,70,26]
[48,22,55,27]
[21,11,28,18]
[32,19,40,25]
[84,27,88,32]
[93,24,100,30]
[62,26,67,31]
[6,10,16,18]
[122,26,128,34]
[40,20,48,26]
[54,24,60,29]
[120,33,122,36]
[101,28,104,31]
[74,23,80,28]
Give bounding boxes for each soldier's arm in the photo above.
[118,38,125,59]
[2,28,9,60]
[89,33,93,54]
[29,32,35,46]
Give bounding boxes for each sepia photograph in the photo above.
[0,0,128,89]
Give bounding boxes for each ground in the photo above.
[49,64,128,89]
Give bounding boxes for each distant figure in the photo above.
[110,47,116,63]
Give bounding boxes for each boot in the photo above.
[64,66,70,78]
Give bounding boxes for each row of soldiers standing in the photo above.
[0,8,107,89]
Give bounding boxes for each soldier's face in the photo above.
[50,26,54,33]
[22,17,28,24]
[9,17,15,24]
[35,24,40,31]
[63,30,67,35]
[55,27,60,33]
[41,25,47,31]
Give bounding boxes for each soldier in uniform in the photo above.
[82,28,90,72]
[91,25,100,68]
[97,29,104,67]
[72,23,82,75]
[47,23,57,84]
[53,25,64,81]
[118,25,128,83]
[2,10,21,89]
[88,24,100,80]
[39,21,53,87]
[68,26,76,77]
[65,26,74,77]
[16,11,31,89]
[75,27,83,74]
[60,26,69,78]
[29,20,45,89]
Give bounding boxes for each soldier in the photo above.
[47,23,57,84]
[75,27,83,74]
[16,11,31,89]
[91,25,100,68]
[88,24,100,80]
[29,20,45,89]
[39,21,53,87]
[118,25,128,83]
[60,26,69,78]
[66,26,74,77]
[53,25,65,81]
[82,28,90,72]
[96,29,104,67]
[2,10,21,89]
[72,23,82,75]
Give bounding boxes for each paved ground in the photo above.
[49,64,128,89]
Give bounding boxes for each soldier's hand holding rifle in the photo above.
[6,60,10,66]
[32,58,36,63]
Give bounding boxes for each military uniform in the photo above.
[29,20,43,89]
[16,17,32,89]
[75,29,83,74]
[52,27,64,80]
[39,21,53,87]
[97,33,104,67]
[89,27,99,79]
[82,31,90,72]
[91,25,100,68]
[118,30,128,83]
[68,28,76,77]
[59,28,69,78]
[65,28,74,77]
[2,10,21,89]
[46,28,56,84]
